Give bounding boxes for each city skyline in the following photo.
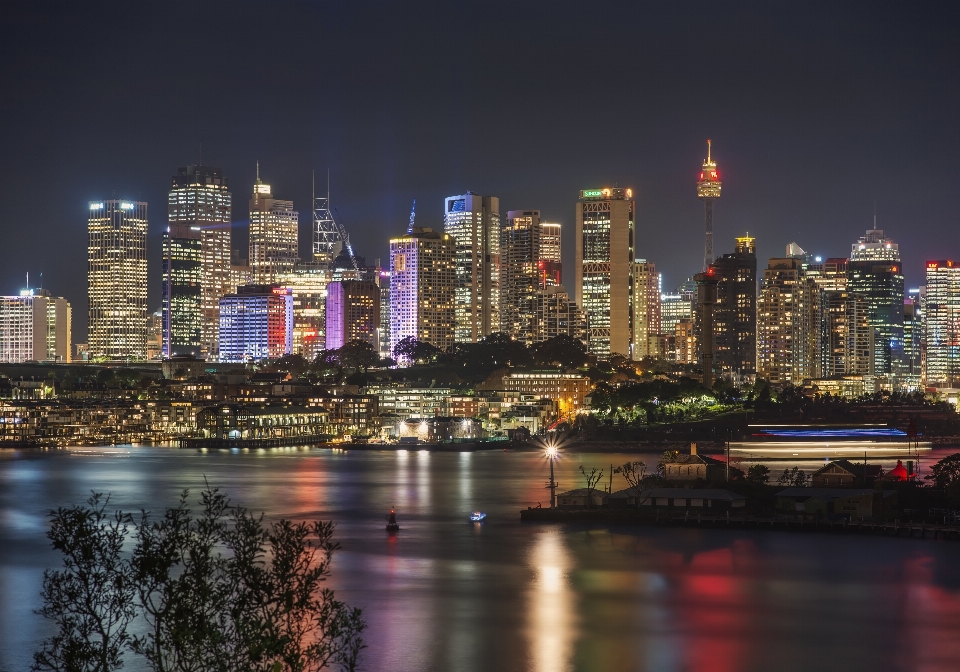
[4,4,960,339]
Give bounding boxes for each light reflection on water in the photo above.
[3,446,960,672]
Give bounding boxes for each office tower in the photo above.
[444,193,500,342]
[168,165,232,359]
[925,260,960,388]
[249,170,299,284]
[575,187,635,358]
[694,270,718,388]
[0,288,71,363]
[390,227,456,354]
[710,235,757,373]
[902,294,923,390]
[676,318,697,364]
[847,227,904,383]
[821,290,872,379]
[661,288,695,339]
[631,260,661,360]
[757,258,821,384]
[378,270,391,358]
[696,140,722,270]
[325,280,380,350]
[146,310,162,360]
[218,285,294,362]
[501,210,543,342]
[539,222,562,288]
[531,286,587,344]
[277,262,331,361]
[88,200,148,360]
[161,224,201,358]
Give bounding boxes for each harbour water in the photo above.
[3,445,960,671]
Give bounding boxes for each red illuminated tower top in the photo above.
[696,139,722,270]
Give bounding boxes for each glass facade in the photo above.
[925,261,960,387]
[444,193,500,342]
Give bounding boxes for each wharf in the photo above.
[520,508,960,540]
[178,434,331,449]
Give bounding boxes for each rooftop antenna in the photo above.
[407,199,417,234]
[256,161,260,183]
[26,272,29,291]
[707,138,712,162]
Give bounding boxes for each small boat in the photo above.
[470,511,486,522]
[386,508,400,532]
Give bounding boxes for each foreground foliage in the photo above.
[33,487,364,672]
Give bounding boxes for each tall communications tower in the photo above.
[696,140,722,271]
[313,171,339,268]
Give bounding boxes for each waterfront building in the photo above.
[389,227,456,355]
[847,227,904,383]
[710,235,757,373]
[218,285,294,362]
[531,286,587,344]
[575,187,635,358]
[88,199,148,360]
[277,262,331,361]
[361,382,452,419]
[161,223,202,358]
[444,193,500,342]
[168,165,232,359]
[0,289,71,363]
[501,370,591,415]
[631,260,661,360]
[925,260,960,388]
[249,171,299,284]
[325,280,380,350]
[757,257,821,384]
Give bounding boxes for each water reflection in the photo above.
[527,528,576,672]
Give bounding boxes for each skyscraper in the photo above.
[925,260,960,388]
[88,200,148,360]
[710,235,757,373]
[501,210,542,342]
[696,140,722,271]
[218,285,293,362]
[531,286,586,344]
[168,165,232,359]
[631,260,661,360]
[757,258,821,384]
[575,187,635,358]
[277,262,331,361]
[847,227,904,383]
[325,280,380,350]
[161,223,202,357]
[444,193,500,342]
[389,227,456,355]
[249,170,299,284]
[0,288,71,363]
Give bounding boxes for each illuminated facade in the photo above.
[168,165,232,359]
[710,235,757,372]
[821,290,872,379]
[575,187,635,358]
[161,224,202,357]
[218,285,293,362]
[444,193,500,342]
[531,286,586,344]
[325,280,380,350]
[925,260,960,388]
[389,227,456,355]
[277,262,331,361]
[501,371,591,416]
[757,258,821,384]
[631,260,661,359]
[847,228,904,381]
[696,140,722,270]
[501,210,542,342]
[88,200,148,360]
[249,173,299,284]
[0,289,71,363]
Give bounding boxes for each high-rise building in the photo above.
[696,140,722,270]
[161,224,202,358]
[501,210,544,342]
[277,262,331,361]
[531,286,587,344]
[88,200,148,360]
[168,165,232,359]
[902,294,923,390]
[378,270,391,358]
[444,193,500,342]
[661,286,695,339]
[631,260,661,360]
[218,285,293,362]
[757,258,821,384]
[925,260,960,388]
[146,310,162,360]
[389,227,456,355]
[0,289,71,363]
[249,171,299,285]
[821,290,872,379]
[325,280,380,350]
[847,228,904,382]
[575,187,635,358]
[710,235,757,373]
[539,222,562,288]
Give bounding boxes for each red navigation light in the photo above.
[892,266,898,272]
[707,266,715,276]
[538,261,545,268]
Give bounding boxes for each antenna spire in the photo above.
[407,199,417,234]
[707,139,712,162]
[256,161,260,183]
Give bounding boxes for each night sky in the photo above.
[3,2,960,339]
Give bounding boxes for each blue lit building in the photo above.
[218,285,293,362]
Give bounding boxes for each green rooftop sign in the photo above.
[582,189,603,197]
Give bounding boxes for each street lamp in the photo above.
[546,443,558,508]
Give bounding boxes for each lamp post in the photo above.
[546,445,558,508]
